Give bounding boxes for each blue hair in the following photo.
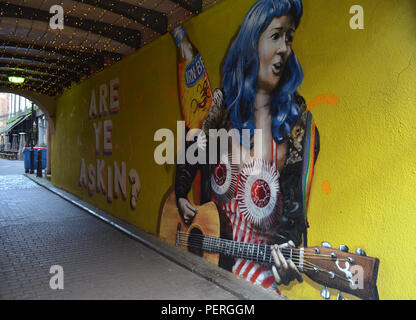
[222,0,303,144]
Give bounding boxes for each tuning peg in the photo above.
[320,287,331,300]
[321,241,331,248]
[355,248,367,256]
[339,244,349,252]
[337,291,345,300]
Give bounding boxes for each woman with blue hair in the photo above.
[175,0,320,292]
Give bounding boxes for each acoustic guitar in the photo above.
[159,192,380,300]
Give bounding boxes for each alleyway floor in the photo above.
[0,158,240,300]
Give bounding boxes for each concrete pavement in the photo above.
[0,158,25,175]
[0,158,281,300]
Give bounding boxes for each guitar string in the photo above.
[176,234,348,263]
[176,233,353,283]
[177,235,329,269]
[177,238,353,283]
[175,238,336,276]
[177,235,349,263]
[177,237,317,269]
[178,231,337,258]
[177,238,319,271]
[176,232,349,261]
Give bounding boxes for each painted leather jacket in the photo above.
[175,89,320,247]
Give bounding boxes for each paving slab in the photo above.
[0,158,283,300]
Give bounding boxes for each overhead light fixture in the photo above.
[8,76,25,84]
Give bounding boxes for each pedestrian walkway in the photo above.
[0,159,281,300]
[0,158,25,175]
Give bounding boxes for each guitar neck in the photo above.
[178,231,379,300]
[201,235,300,266]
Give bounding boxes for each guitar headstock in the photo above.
[302,242,380,300]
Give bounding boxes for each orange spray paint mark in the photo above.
[135,88,148,106]
[322,180,331,195]
[163,84,178,105]
[307,94,340,111]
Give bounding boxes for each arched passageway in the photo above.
[0,88,55,175]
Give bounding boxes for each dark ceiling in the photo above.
[0,0,221,96]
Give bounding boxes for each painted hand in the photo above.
[197,131,207,151]
[271,240,303,286]
[177,198,198,225]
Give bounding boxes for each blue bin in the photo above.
[42,148,47,169]
[23,147,32,172]
[24,147,47,172]
[33,148,47,170]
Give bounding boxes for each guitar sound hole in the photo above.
[188,228,203,257]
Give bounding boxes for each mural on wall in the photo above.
[78,78,141,210]
[158,0,380,300]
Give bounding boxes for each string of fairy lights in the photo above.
[0,0,220,96]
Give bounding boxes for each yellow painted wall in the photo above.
[280,0,416,300]
[52,0,416,300]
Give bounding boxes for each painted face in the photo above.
[257,15,295,93]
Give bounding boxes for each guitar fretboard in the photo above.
[201,235,299,264]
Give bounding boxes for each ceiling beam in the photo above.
[72,0,168,34]
[0,51,91,75]
[0,3,142,48]
[0,71,63,88]
[0,61,83,82]
[1,73,47,84]
[0,79,63,96]
[0,58,83,74]
[0,60,79,95]
[0,68,76,85]
[0,39,122,68]
[0,74,70,96]
[0,74,69,96]
[170,0,203,14]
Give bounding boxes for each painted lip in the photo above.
[271,62,282,76]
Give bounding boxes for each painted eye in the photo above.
[271,33,280,40]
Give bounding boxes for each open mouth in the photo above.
[272,62,282,76]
